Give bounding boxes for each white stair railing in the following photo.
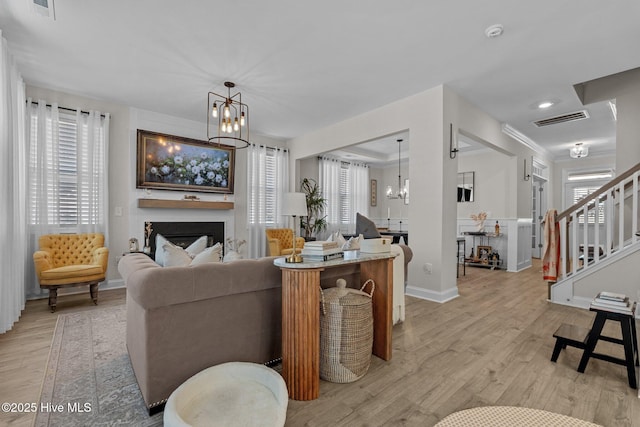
[555,163,640,281]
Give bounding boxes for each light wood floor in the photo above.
[1,260,639,426]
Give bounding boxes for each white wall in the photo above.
[457,150,513,220]
[573,249,640,303]
[289,86,456,302]
[617,91,640,171]
[371,162,409,226]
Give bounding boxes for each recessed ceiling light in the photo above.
[538,101,554,109]
[485,24,504,38]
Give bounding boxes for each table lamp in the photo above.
[282,192,307,263]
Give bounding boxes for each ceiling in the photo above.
[2,1,639,164]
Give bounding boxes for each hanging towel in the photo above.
[542,209,560,282]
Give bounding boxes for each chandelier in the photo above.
[386,139,407,199]
[207,81,249,149]
[570,142,588,158]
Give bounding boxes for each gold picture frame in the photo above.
[370,179,377,206]
[136,129,235,194]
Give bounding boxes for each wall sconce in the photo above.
[449,123,458,159]
[523,158,531,181]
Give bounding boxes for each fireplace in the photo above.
[147,221,225,258]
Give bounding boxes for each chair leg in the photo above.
[48,288,57,313]
[90,283,99,305]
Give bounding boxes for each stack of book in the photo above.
[301,241,344,262]
[590,291,633,314]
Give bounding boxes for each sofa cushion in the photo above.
[39,262,106,286]
[356,213,381,238]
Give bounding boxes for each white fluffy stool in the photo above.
[164,362,288,427]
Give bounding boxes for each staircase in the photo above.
[549,162,640,308]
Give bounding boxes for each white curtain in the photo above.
[247,144,289,258]
[346,161,369,233]
[25,101,109,298]
[0,31,27,333]
[75,109,110,235]
[320,157,369,236]
[320,157,342,236]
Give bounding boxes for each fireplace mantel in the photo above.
[137,198,234,210]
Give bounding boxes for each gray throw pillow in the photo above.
[355,213,381,239]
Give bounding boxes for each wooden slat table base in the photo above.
[277,253,394,401]
[281,268,322,401]
[360,257,393,360]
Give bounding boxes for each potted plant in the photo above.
[299,178,327,241]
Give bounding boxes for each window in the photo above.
[28,105,108,230]
[248,149,278,225]
[320,157,368,233]
[571,186,605,224]
[247,146,289,227]
[339,163,350,225]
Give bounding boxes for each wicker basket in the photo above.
[319,278,374,383]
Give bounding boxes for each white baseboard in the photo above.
[104,278,125,290]
[406,285,459,303]
[548,295,640,319]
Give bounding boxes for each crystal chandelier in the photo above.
[386,139,407,199]
[207,81,249,149]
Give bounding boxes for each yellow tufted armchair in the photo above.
[265,228,305,257]
[33,233,109,312]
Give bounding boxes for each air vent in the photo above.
[533,110,589,127]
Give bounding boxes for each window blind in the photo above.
[28,108,107,229]
[572,186,604,224]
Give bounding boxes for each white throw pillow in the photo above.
[162,243,193,267]
[343,234,364,250]
[155,234,208,266]
[326,231,347,248]
[163,242,222,267]
[186,235,208,257]
[191,243,222,265]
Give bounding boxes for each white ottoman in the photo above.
[164,362,288,427]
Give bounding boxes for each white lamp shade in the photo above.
[282,192,307,216]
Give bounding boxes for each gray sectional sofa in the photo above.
[118,254,283,413]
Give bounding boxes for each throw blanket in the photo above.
[542,209,560,282]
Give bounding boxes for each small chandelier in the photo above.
[207,81,249,149]
[570,142,588,158]
[386,139,407,200]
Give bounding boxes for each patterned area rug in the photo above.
[35,305,162,426]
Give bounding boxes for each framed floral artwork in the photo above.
[136,129,235,193]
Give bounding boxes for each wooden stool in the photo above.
[551,323,590,362]
[578,304,639,389]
